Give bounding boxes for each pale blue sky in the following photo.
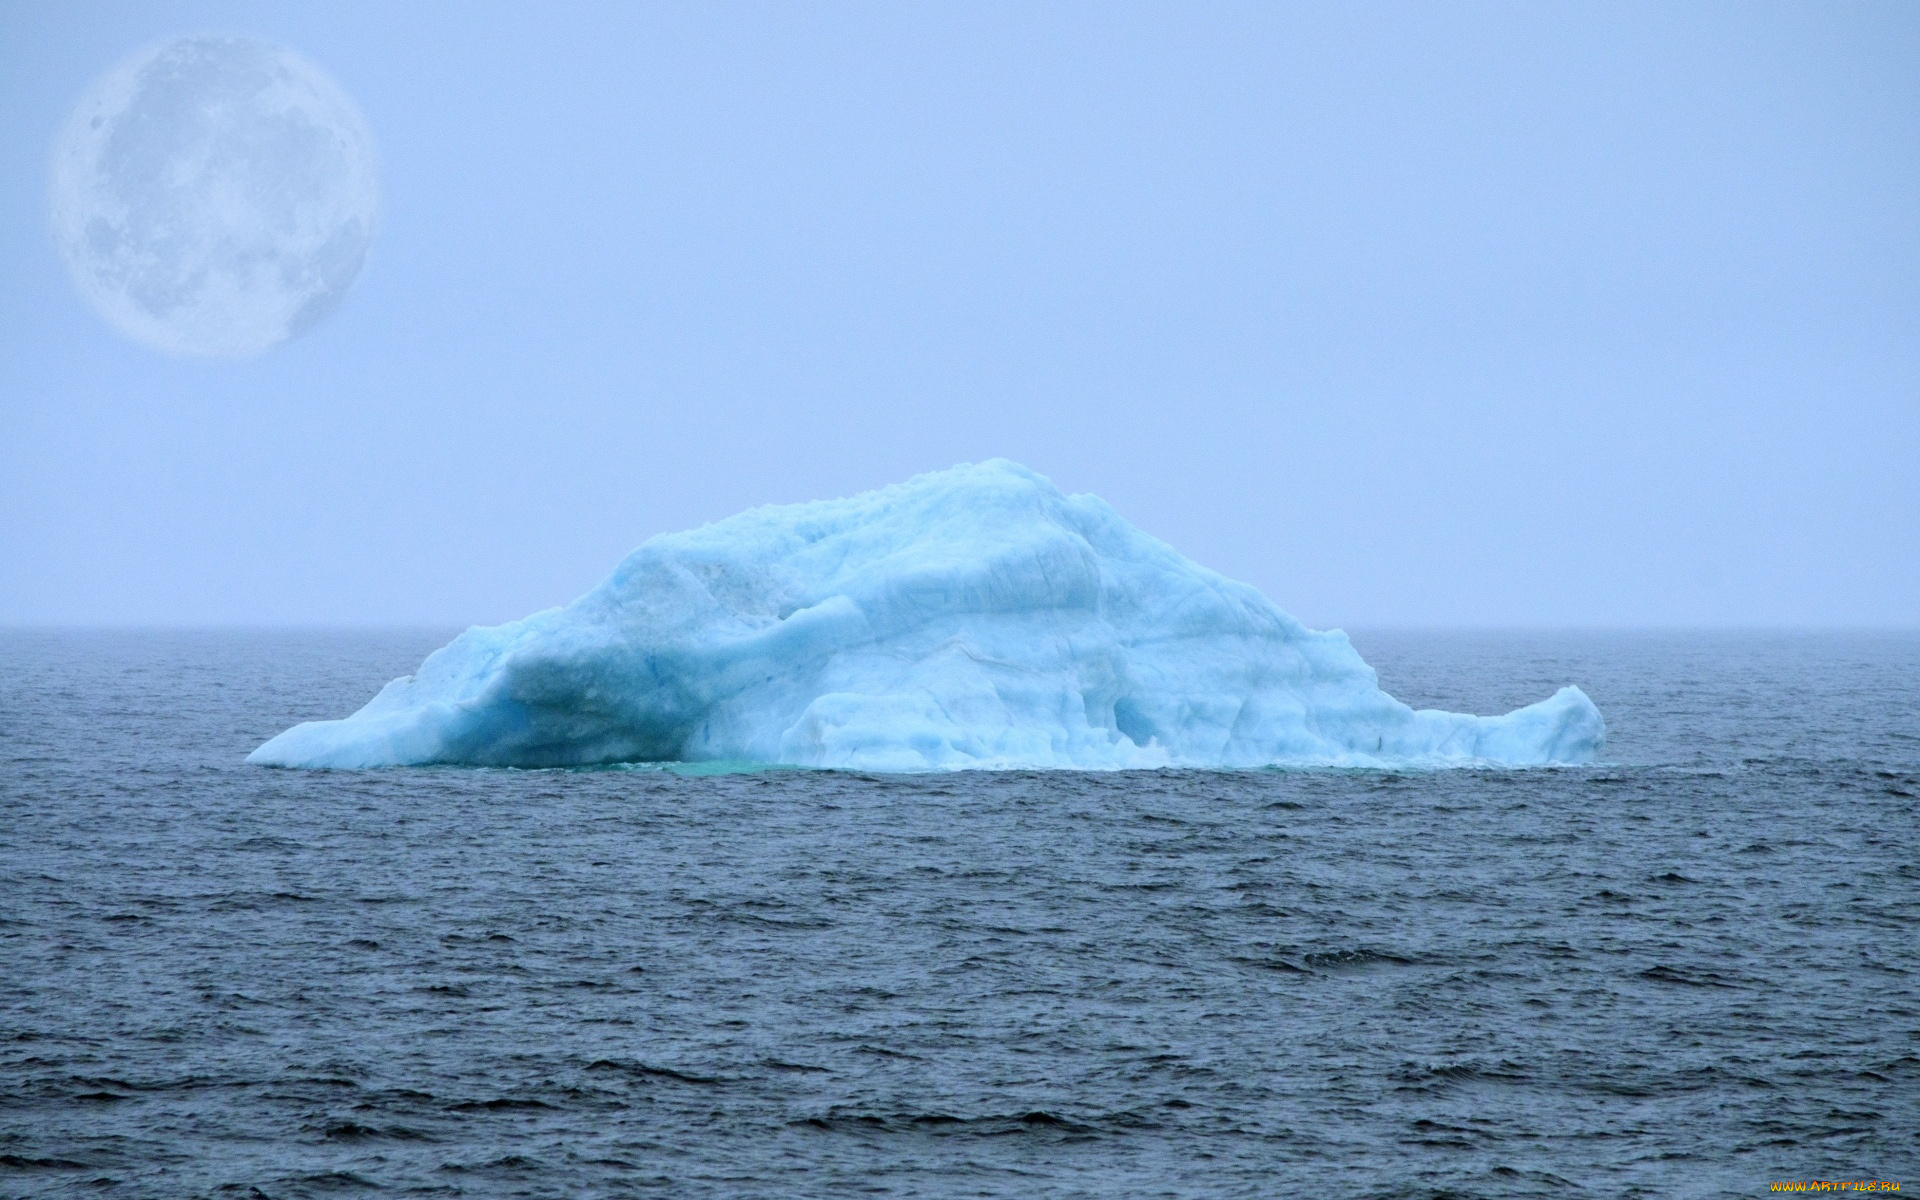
[3,2,1916,627]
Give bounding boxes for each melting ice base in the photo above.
[251,461,1604,770]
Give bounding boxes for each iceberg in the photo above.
[251,460,1603,770]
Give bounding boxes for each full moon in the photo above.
[49,36,378,358]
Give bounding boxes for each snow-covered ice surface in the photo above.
[250,461,1603,770]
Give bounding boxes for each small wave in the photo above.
[792,1109,1099,1137]
[445,1098,553,1112]
[439,1155,542,1172]
[275,1171,383,1191]
[1231,955,1309,973]
[1393,1060,1534,1091]
[322,1121,433,1143]
[1640,964,1740,989]
[0,1154,89,1170]
[584,1060,722,1085]
[1301,948,1418,971]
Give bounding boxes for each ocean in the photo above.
[2,629,1915,1198]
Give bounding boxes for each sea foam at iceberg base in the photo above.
[251,461,1604,770]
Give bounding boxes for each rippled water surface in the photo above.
[3,630,1916,1198]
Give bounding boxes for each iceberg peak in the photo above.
[250,460,1604,770]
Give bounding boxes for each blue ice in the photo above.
[250,461,1604,770]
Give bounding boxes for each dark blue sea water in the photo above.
[3,630,1916,1199]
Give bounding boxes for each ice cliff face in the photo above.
[250,461,1604,770]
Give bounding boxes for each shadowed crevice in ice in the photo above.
[250,461,1604,770]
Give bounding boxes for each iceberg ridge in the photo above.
[251,460,1604,770]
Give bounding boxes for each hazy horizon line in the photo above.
[4,621,1917,635]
